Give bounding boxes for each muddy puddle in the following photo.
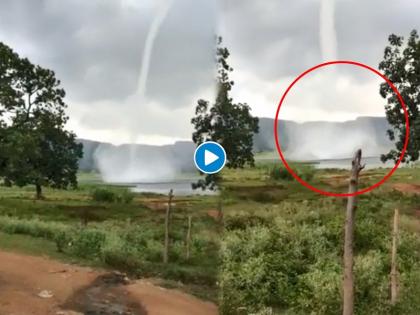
[61,273,146,315]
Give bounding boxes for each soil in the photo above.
[321,173,381,188]
[392,183,420,194]
[0,251,218,315]
[206,210,222,220]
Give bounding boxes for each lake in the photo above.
[257,155,396,170]
[309,156,395,169]
[131,178,217,196]
[128,156,397,195]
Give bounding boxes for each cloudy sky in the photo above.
[0,0,419,145]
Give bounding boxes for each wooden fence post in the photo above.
[343,149,364,315]
[390,208,400,305]
[217,198,223,223]
[163,189,174,264]
[186,215,192,260]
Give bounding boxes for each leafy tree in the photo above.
[191,37,259,189]
[379,30,420,164]
[0,42,82,198]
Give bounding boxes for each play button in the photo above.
[205,150,219,166]
[194,141,227,174]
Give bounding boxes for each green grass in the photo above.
[1,164,419,309]
[218,160,420,314]
[0,231,101,266]
[0,173,221,301]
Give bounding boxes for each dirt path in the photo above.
[392,183,420,195]
[0,251,218,315]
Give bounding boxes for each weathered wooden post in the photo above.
[186,215,192,260]
[163,189,174,264]
[82,208,88,227]
[343,149,364,315]
[217,198,223,223]
[390,208,400,305]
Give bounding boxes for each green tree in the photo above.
[0,42,82,198]
[191,37,259,190]
[379,30,420,164]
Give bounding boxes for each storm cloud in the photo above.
[0,0,419,144]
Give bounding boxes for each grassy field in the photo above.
[1,162,420,312]
[219,161,420,314]
[0,173,221,300]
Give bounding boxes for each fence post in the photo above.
[343,149,364,315]
[217,198,223,223]
[390,208,400,305]
[186,215,192,260]
[163,189,174,264]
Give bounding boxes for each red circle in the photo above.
[274,60,410,197]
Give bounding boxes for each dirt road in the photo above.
[0,251,218,315]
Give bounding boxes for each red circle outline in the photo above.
[274,60,409,197]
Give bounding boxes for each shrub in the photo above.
[269,164,315,182]
[54,230,72,252]
[297,164,315,181]
[0,215,217,287]
[91,188,116,202]
[219,204,420,315]
[117,190,135,204]
[0,216,66,241]
[225,214,271,231]
[253,191,276,203]
[91,187,134,204]
[295,261,342,314]
[101,233,144,271]
[269,165,293,181]
[72,229,106,258]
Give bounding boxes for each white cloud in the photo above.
[232,64,387,122]
[1,0,419,144]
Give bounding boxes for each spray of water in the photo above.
[319,0,337,61]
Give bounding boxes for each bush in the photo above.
[54,230,72,252]
[101,234,144,271]
[269,165,293,181]
[0,216,66,241]
[117,190,135,204]
[91,187,134,204]
[296,164,315,181]
[253,191,276,203]
[72,229,106,258]
[269,164,315,182]
[0,215,217,287]
[91,188,116,202]
[225,214,271,231]
[219,204,420,315]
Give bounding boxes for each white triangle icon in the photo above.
[204,150,219,166]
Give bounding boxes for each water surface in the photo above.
[131,178,217,196]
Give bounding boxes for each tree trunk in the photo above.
[390,208,399,305]
[343,149,364,315]
[35,183,42,200]
[186,215,192,260]
[163,189,174,264]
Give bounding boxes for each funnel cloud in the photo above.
[320,0,338,61]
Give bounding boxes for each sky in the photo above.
[0,0,419,145]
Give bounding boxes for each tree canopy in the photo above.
[0,42,82,198]
[379,30,420,163]
[191,37,259,189]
